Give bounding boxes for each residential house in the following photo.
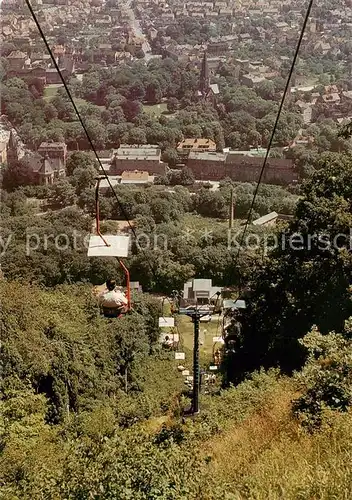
[241,74,266,87]
[6,50,28,71]
[314,41,331,55]
[177,138,217,153]
[37,142,67,178]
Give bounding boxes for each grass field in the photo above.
[161,299,223,368]
[143,103,168,116]
[176,313,222,366]
[43,87,106,111]
[180,213,240,238]
[202,376,352,500]
[43,84,63,100]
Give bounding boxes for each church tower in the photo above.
[199,51,210,98]
[197,51,219,103]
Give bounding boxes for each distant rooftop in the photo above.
[7,50,27,59]
[177,138,217,151]
[253,211,278,226]
[38,142,67,150]
[230,148,267,157]
[242,74,266,83]
[99,176,120,189]
[114,144,160,158]
[188,151,226,161]
[193,278,212,292]
[121,170,149,181]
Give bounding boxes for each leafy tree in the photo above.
[127,127,147,145]
[166,167,195,186]
[167,97,179,113]
[49,179,77,208]
[70,165,98,195]
[292,320,352,430]
[161,148,178,166]
[193,189,228,218]
[2,158,37,191]
[256,80,276,100]
[66,151,98,176]
[227,152,352,382]
[145,80,162,103]
[121,100,142,121]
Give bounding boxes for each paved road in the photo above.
[122,0,152,61]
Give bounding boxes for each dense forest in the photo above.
[1,57,351,168]
[1,148,299,291]
[1,280,351,498]
[1,148,352,497]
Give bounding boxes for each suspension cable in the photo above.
[232,0,314,286]
[24,0,158,279]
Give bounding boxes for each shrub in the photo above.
[292,320,352,430]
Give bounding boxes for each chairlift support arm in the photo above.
[95,177,110,247]
[117,257,131,311]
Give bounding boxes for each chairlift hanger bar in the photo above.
[117,257,131,311]
[95,177,110,247]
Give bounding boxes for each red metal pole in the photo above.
[118,258,131,311]
[95,177,110,247]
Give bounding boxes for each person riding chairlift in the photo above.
[98,278,128,318]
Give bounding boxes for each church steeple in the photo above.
[199,51,210,97]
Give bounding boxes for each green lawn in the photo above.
[161,298,222,367]
[181,214,239,237]
[73,97,106,111]
[43,84,63,100]
[143,103,168,116]
[176,313,223,368]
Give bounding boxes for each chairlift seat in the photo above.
[87,234,130,257]
[158,317,175,328]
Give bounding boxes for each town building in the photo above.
[187,151,226,179]
[6,50,28,71]
[37,142,67,178]
[37,154,57,185]
[177,138,217,153]
[5,129,26,166]
[252,211,279,226]
[187,151,297,185]
[110,144,166,175]
[182,278,222,306]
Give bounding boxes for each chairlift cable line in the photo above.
[24,0,158,280]
[233,0,314,288]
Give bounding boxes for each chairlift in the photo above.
[87,177,131,316]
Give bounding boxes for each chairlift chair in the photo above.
[87,177,131,317]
